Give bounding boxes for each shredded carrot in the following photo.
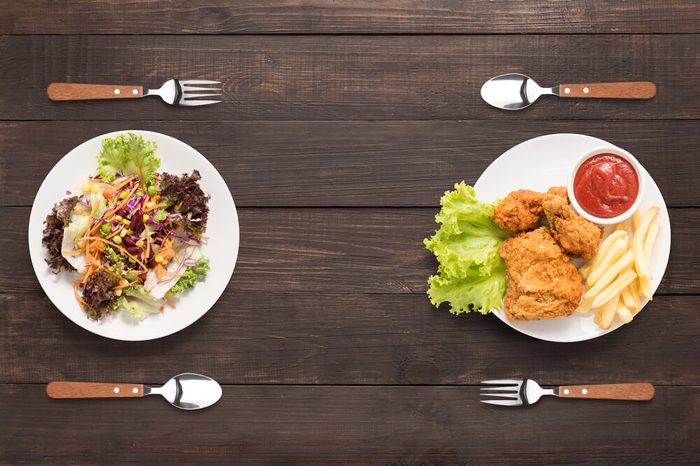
[144,225,151,260]
[164,294,176,308]
[73,279,86,308]
[63,249,84,256]
[155,263,166,280]
[144,202,166,213]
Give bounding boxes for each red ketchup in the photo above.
[573,153,639,218]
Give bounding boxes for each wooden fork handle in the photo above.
[47,83,144,101]
[559,383,654,401]
[559,82,656,99]
[47,381,144,398]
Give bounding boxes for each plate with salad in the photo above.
[28,130,239,341]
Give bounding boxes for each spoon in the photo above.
[480,73,656,110]
[46,372,222,410]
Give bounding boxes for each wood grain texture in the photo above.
[1,384,698,464]
[1,35,698,121]
[559,383,655,401]
[1,207,697,295]
[1,120,699,208]
[47,83,144,101]
[2,289,699,386]
[2,1,700,34]
[46,381,144,398]
[559,82,657,99]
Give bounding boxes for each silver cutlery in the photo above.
[47,372,222,410]
[47,79,222,106]
[480,378,654,406]
[480,73,656,110]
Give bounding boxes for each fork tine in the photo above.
[179,99,221,107]
[481,399,522,406]
[180,79,221,85]
[183,93,222,99]
[480,392,519,399]
[480,385,519,392]
[481,379,522,385]
[181,86,223,92]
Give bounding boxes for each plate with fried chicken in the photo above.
[425,133,671,342]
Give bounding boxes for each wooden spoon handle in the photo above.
[559,383,655,401]
[46,381,144,398]
[559,82,656,99]
[47,83,144,101]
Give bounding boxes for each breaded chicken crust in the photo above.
[543,194,602,259]
[491,190,546,232]
[499,227,583,320]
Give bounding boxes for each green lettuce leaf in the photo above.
[169,258,210,296]
[110,285,162,321]
[424,182,509,315]
[97,133,160,183]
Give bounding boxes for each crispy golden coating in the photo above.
[499,228,583,321]
[491,190,546,232]
[543,194,602,259]
[547,186,568,201]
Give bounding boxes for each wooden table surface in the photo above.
[1,1,699,464]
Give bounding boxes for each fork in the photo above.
[47,79,222,106]
[480,379,654,406]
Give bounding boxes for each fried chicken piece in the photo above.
[499,228,583,321]
[491,190,546,232]
[547,186,568,201]
[543,194,602,259]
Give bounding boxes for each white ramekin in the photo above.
[567,146,645,225]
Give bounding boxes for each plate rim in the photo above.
[27,129,239,341]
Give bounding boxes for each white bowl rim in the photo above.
[567,145,646,225]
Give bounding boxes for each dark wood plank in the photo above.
[1,35,698,121]
[2,290,699,385]
[3,1,700,34]
[2,120,699,208]
[1,207,696,295]
[1,384,697,464]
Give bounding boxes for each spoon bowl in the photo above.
[145,372,222,410]
[480,73,558,110]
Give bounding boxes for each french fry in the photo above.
[632,210,642,230]
[584,250,634,302]
[620,286,635,309]
[639,276,653,301]
[628,279,641,312]
[576,295,593,313]
[585,230,628,271]
[586,238,627,287]
[592,268,638,309]
[579,262,592,280]
[616,301,634,324]
[594,306,603,325]
[644,220,659,260]
[633,207,659,279]
[600,294,620,330]
[614,222,626,232]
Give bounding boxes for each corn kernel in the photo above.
[115,215,123,222]
[143,214,149,223]
[82,182,92,193]
[91,185,100,194]
[119,278,129,287]
[120,228,128,237]
[146,201,155,209]
[121,218,130,225]
[155,254,164,263]
[136,240,144,247]
[154,195,161,201]
[119,190,128,199]
[114,288,123,297]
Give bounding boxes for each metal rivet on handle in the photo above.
[583,87,590,94]
[582,388,588,395]
[563,389,570,395]
[132,387,139,394]
[113,387,120,393]
[564,88,571,94]
[132,89,138,95]
[114,89,121,95]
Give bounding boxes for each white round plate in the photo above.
[474,134,671,343]
[28,130,239,341]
